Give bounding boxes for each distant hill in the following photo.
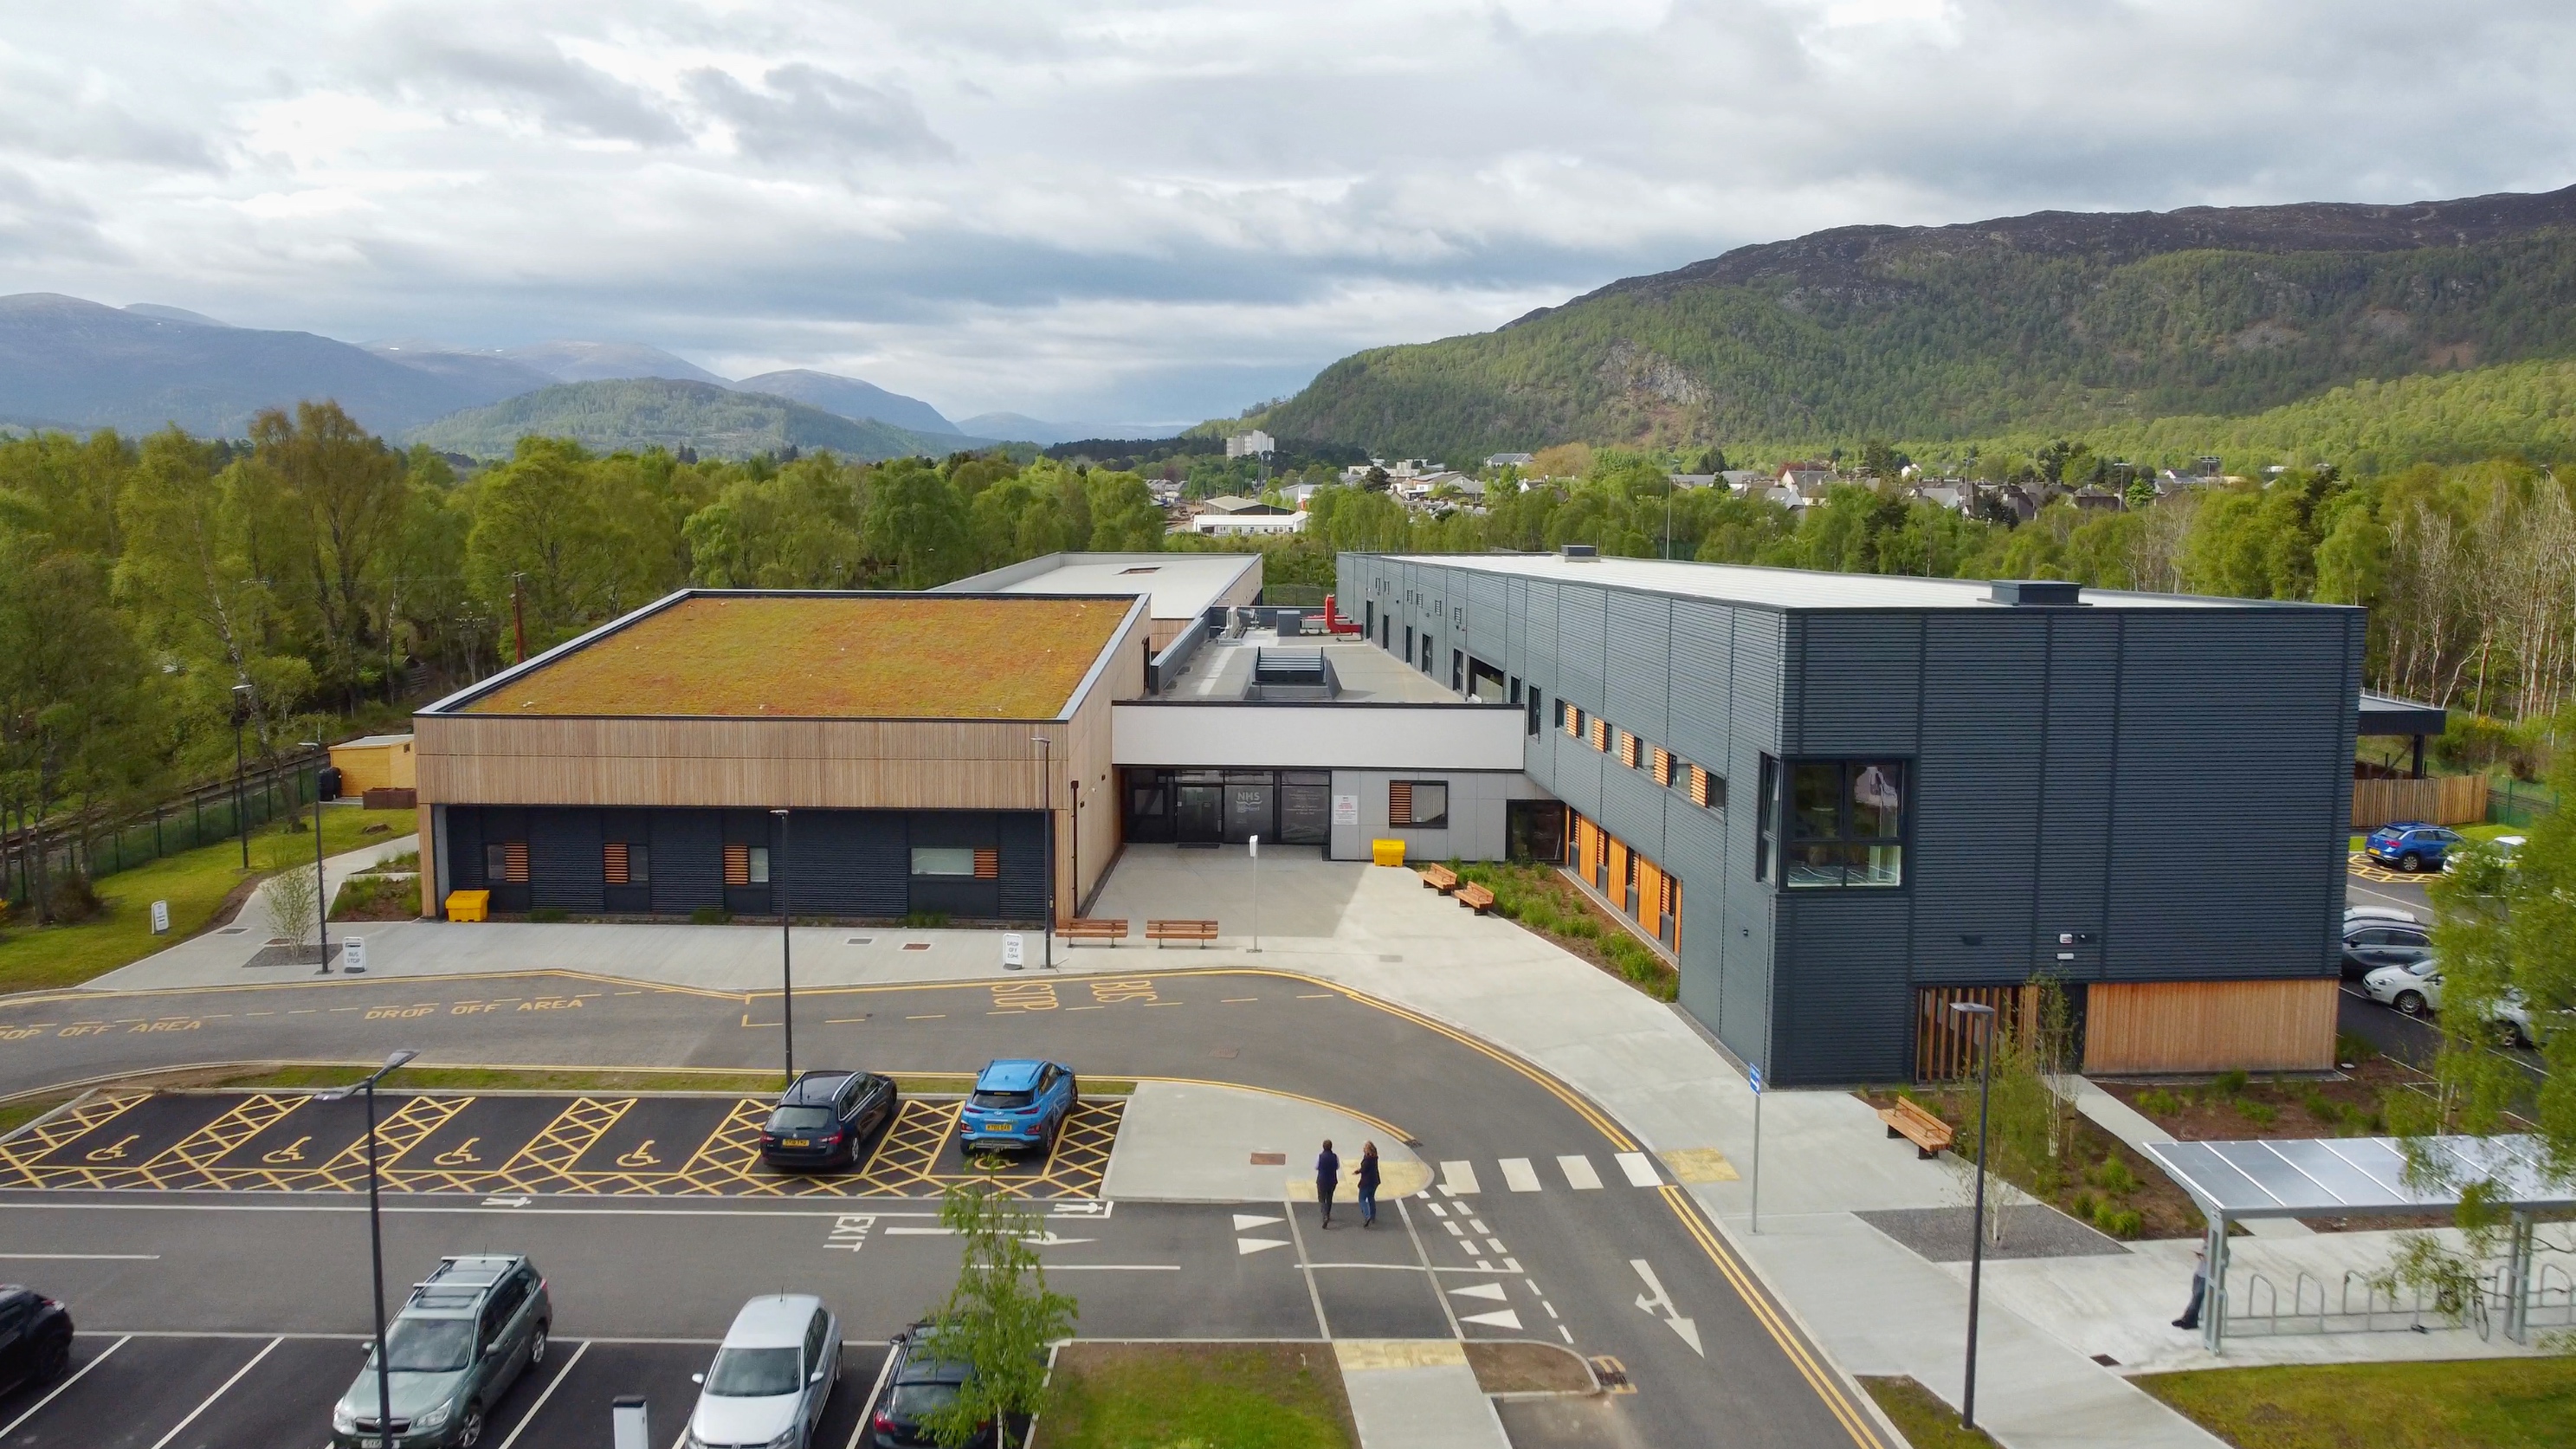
[123,303,232,327]
[960,413,1183,445]
[404,378,983,460]
[0,292,488,437]
[365,344,565,408]
[1249,184,2576,457]
[733,369,958,435]
[499,340,728,385]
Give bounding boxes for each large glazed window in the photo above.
[1784,760,1906,888]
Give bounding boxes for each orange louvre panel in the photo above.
[973,848,998,879]
[1389,781,1414,823]
[1565,708,1583,739]
[1590,717,1609,751]
[1617,732,1637,768]
[1652,747,1672,785]
[723,844,751,886]
[502,843,528,883]
[604,842,629,885]
[1689,765,1710,806]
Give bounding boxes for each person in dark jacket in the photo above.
[1356,1142,1381,1227]
[1315,1139,1340,1228]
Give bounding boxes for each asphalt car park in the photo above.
[0,1331,889,1449]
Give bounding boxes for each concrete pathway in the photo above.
[1333,1340,1511,1449]
[1103,1080,1430,1204]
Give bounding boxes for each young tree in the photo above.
[921,1184,1075,1449]
[262,844,323,961]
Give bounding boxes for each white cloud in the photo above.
[0,0,2569,424]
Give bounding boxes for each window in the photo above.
[1651,747,1673,786]
[486,841,527,883]
[1388,780,1449,828]
[1755,756,1777,882]
[1688,764,1726,811]
[1526,689,1543,738]
[1589,716,1610,752]
[603,841,650,885]
[1618,731,1640,769]
[911,847,978,877]
[724,844,771,886]
[1784,760,1906,888]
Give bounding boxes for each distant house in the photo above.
[1486,452,1535,470]
[1277,482,1322,508]
[1720,469,1766,493]
[1225,430,1276,459]
[1666,473,1717,488]
[1913,483,1970,512]
[2069,486,2124,513]
[1777,463,1837,495]
[1187,503,1306,536]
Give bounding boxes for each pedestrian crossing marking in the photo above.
[1459,1308,1523,1330]
[1439,1160,1478,1194]
[1499,1157,1542,1192]
[1450,1282,1508,1302]
[1615,1151,1661,1187]
[1558,1155,1602,1190]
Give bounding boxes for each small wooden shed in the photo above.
[329,734,416,798]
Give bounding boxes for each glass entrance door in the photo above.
[1175,784,1224,844]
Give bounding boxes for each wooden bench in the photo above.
[1419,864,1460,894]
[1146,919,1219,948]
[1454,883,1496,915]
[1880,1097,1955,1159]
[1062,918,1127,946]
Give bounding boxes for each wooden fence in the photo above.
[2350,773,2487,831]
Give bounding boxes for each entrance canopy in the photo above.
[2146,1134,2576,1220]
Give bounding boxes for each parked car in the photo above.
[2362,959,2444,1016]
[332,1254,551,1449]
[2340,920,2432,980]
[959,1060,1077,1155]
[2365,822,2464,872]
[684,1296,842,1449]
[2343,904,2418,926]
[760,1071,899,1172]
[2444,834,2527,876]
[865,1321,1027,1449]
[0,1287,74,1397]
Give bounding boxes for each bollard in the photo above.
[611,1394,649,1449]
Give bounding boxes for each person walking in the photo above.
[1356,1142,1381,1228]
[1314,1139,1340,1229]
[2173,1245,2208,1329]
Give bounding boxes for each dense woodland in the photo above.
[3,403,2570,909]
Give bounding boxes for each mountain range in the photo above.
[0,292,1158,456]
[1247,183,2576,461]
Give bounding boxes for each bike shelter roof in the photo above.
[2145,1135,2576,1220]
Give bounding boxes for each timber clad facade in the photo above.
[1345,552,2364,1085]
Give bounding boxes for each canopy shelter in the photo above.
[2357,691,2448,777]
[2145,1135,2575,1352]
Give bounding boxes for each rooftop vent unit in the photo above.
[1989,579,2083,607]
[1560,543,1599,562]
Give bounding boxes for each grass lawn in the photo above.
[2139,1356,2576,1449]
[0,807,416,997]
[1035,1342,1357,1449]
[1859,1378,1998,1449]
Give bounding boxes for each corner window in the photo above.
[486,841,527,883]
[1389,780,1449,828]
[911,847,978,877]
[1755,757,1776,882]
[1784,760,1906,888]
[1526,689,1543,737]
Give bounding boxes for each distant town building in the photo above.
[1225,430,1276,459]
[1666,473,1717,488]
[1486,452,1535,470]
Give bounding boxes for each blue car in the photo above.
[959,1059,1077,1155]
[2366,821,2464,872]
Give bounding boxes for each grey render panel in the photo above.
[1907,613,2049,984]
[2105,613,2352,980]
[1329,768,1536,862]
[1668,601,1733,768]
[1604,591,1673,741]
[1792,613,1923,754]
[2034,615,2120,979]
[1558,585,1607,716]
[1597,755,1672,864]
[1727,611,1784,762]
[1553,727,1604,822]
[1776,891,1915,1084]
[1470,571,1509,647]
[1666,797,1729,1023]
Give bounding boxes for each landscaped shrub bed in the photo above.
[1447,861,1680,1001]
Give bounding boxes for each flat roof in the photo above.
[2144,1135,2576,1219]
[2359,691,2447,736]
[442,593,1134,720]
[1372,553,2329,612]
[939,552,1258,621]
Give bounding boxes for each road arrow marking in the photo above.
[1449,1282,1508,1302]
[481,1196,531,1207]
[1459,1308,1524,1330]
[1237,1237,1293,1256]
[1630,1258,1704,1357]
[1234,1213,1283,1231]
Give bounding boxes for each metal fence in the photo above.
[2489,777,2560,829]
[3,751,324,909]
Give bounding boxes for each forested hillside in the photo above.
[404,378,979,461]
[1251,186,2576,459]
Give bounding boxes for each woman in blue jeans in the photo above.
[1357,1142,1382,1227]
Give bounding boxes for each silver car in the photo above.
[331,1254,551,1449]
[686,1295,843,1449]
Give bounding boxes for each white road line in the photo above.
[1442,1220,1462,1237]
[1558,1155,1603,1190]
[147,1335,279,1449]
[1439,1161,1479,1194]
[1038,1265,1180,1271]
[1499,1158,1541,1192]
[1615,1152,1661,1187]
[0,1253,159,1261]
[0,1334,128,1442]
[844,1335,906,1449]
[494,1340,589,1449]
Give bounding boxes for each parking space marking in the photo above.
[494,1340,590,1449]
[0,1334,126,1441]
[145,1335,278,1449]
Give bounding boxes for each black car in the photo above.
[759,1071,898,1171]
[0,1287,74,1397]
[866,1323,1025,1449]
[2341,922,2431,980]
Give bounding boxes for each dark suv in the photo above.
[866,1322,1027,1449]
[760,1071,899,1172]
[0,1287,74,1397]
[331,1254,552,1449]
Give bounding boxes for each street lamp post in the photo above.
[1949,1000,1998,1430]
[320,1049,417,1449]
[771,809,793,1084]
[1033,737,1053,972]
[232,684,253,868]
[301,742,330,975]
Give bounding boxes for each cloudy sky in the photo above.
[3,1,2568,427]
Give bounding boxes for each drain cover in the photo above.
[1378,954,1404,963]
[901,941,931,951]
[845,936,873,945]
